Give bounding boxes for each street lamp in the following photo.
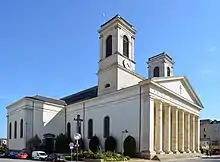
[74,133,81,162]
[121,129,128,156]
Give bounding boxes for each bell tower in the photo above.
[147,52,174,78]
[97,15,142,96]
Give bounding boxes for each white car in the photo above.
[32,151,47,160]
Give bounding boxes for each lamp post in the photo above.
[74,133,81,162]
[121,129,128,156]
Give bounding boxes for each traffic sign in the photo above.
[69,142,74,149]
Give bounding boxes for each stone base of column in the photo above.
[195,149,201,153]
[165,150,173,154]
[190,150,196,153]
[185,150,191,153]
[179,150,186,154]
[156,150,165,154]
[172,150,180,154]
[139,150,156,160]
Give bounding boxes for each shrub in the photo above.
[123,135,136,157]
[101,151,130,161]
[71,151,130,161]
[55,133,72,153]
[78,138,85,151]
[89,135,100,153]
[25,134,42,153]
[105,136,117,152]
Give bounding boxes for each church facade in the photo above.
[6,15,203,159]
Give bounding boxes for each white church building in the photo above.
[6,15,203,159]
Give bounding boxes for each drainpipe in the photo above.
[83,102,85,140]
[32,101,34,138]
[138,86,142,153]
[64,103,67,135]
[6,115,9,149]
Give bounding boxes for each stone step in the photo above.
[152,153,202,161]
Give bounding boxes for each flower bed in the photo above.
[64,151,130,162]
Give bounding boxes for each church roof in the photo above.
[100,14,133,28]
[148,52,174,63]
[60,86,98,105]
[25,95,66,106]
[23,86,98,107]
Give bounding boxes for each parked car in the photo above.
[0,151,6,158]
[32,151,47,160]
[16,151,28,159]
[8,151,19,158]
[45,153,67,162]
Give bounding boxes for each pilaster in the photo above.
[141,96,156,156]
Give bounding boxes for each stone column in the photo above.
[171,107,179,154]
[190,115,196,153]
[195,116,200,153]
[164,104,172,154]
[184,113,191,153]
[155,100,164,154]
[178,110,185,153]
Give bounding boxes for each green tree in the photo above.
[26,134,42,153]
[55,133,72,153]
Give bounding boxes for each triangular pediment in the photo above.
[151,76,203,108]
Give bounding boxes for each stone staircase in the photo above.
[151,153,202,161]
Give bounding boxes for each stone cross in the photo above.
[74,114,83,134]
[179,85,182,94]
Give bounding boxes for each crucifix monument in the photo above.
[74,114,83,134]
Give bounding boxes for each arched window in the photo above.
[88,119,93,139]
[9,123,12,139]
[67,122,71,139]
[106,35,112,58]
[104,116,110,138]
[20,119,23,138]
[14,121,17,139]
[123,35,129,57]
[153,66,160,77]
[167,67,171,76]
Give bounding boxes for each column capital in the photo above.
[172,107,178,112]
[149,96,154,102]
[163,102,170,107]
[154,99,163,105]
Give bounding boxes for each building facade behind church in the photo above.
[6,15,203,159]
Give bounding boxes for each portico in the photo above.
[152,99,200,154]
[140,76,203,159]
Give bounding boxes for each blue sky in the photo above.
[0,0,220,138]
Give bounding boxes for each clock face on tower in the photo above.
[122,59,131,70]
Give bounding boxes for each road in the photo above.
[0,159,34,162]
[0,156,220,162]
